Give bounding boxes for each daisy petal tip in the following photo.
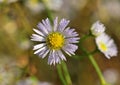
[107,57,111,59]
[33,52,36,54]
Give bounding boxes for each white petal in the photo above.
[63,27,79,38]
[58,18,70,31]
[38,47,49,58]
[48,51,54,65]
[34,46,46,54]
[33,28,45,37]
[62,44,78,56]
[54,51,61,64]
[48,50,60,65]
[33,43,46,50]
[37,22,48,35]
[31,34,45,41]
[41,49,50,58]
[63,49,72,56]
[42,18,52,32]
[66,37,80,43]
[53,17,58,31]
[105,54,111,59]
[62,46,72,56]
[57,50,66,60]
[45,18,52,31]
[107,46,117,57]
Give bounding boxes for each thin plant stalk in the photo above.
[57,65,67,85]
[88,54,107,85]
[62,61,72,85]
[79,34,108,85]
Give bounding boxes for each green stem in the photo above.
[79,33,90,43]
[57,65,67,85]
[78,33,92,53]
[72,55,86,60]
[78,34,108,85]
[62,61,72,85]
[88,54,107,85]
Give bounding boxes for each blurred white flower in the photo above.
[19,40,31,50]
[25,0,63,14]
[103,68,119,84]
[0,0,3,3]
[16,77,53,85]
[91,21,105,36]
[25,0,44,14]
[95,33,118,59]
[68,0,87,10]
[0,56,21,85]
[4,21,17,35]
[44,0,63,11]
[104,0,120,19]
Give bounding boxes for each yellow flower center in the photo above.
[99,42,107,51]
[47,32,64,49]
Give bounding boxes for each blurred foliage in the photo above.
[0,0,120,85]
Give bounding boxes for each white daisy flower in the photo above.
[25,0,43,14]
[0,0,3,3]
[103,69,119,85]
[95,33,118,59]
[91,21,106,36]
[44,0,63,11]
[31,17,80,65]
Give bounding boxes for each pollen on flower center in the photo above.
[99,42,107,51]
[47,32,64,49]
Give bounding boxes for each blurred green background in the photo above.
[0,0,120,85]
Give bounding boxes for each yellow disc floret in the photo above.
[99,42,107,51]
[47,32,64,49]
